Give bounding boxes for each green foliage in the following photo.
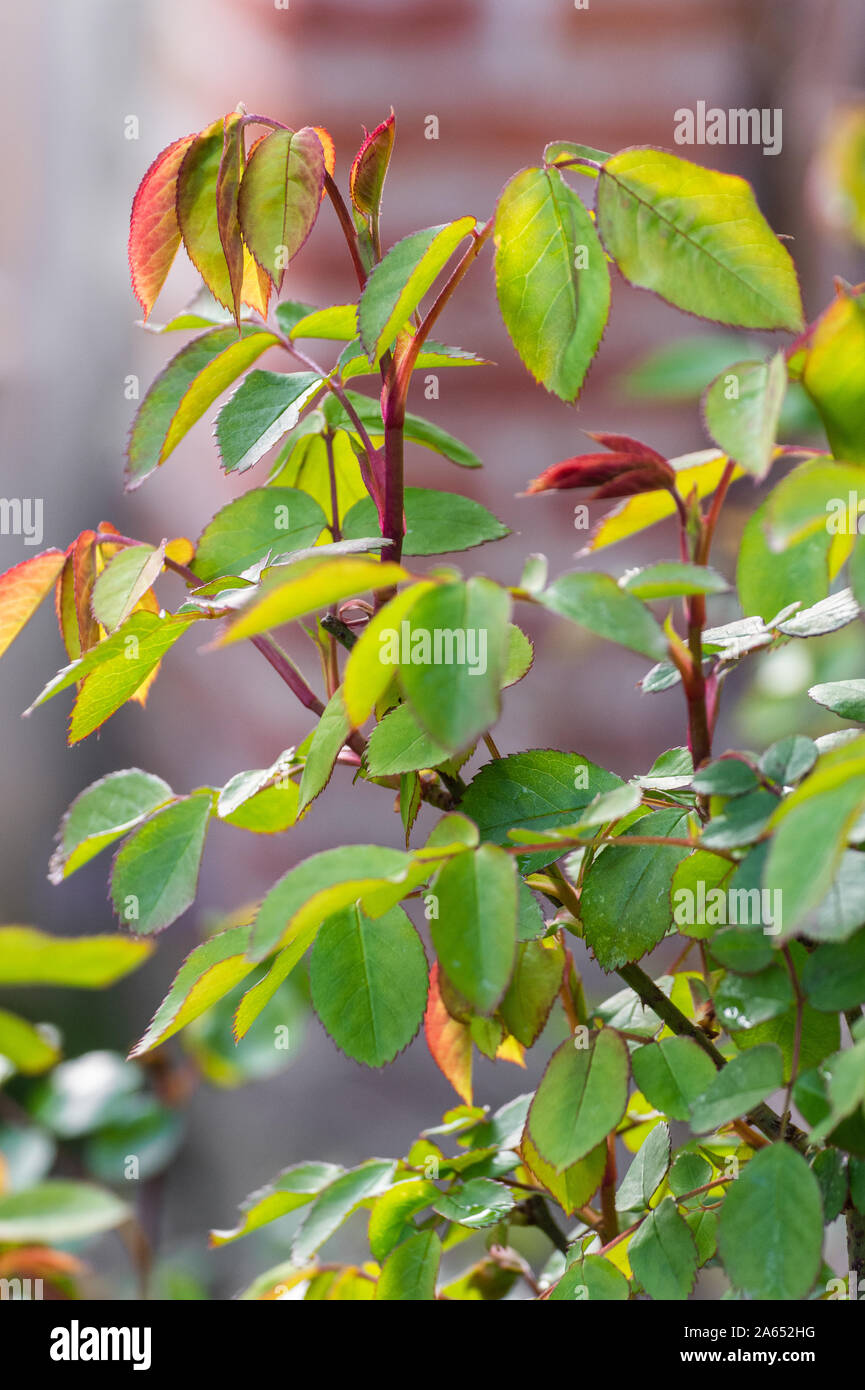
[3,99,863,1305]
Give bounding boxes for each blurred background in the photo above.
[1,0,864,1297]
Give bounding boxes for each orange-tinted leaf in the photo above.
[0,550,65,660]
[165,537,195,567]
[55,553,80,661]
[238,127,326,289]
[349,111,395,221]
[496,1034,526,1067]
[177,116,239,313]
[71,531,101,654]
[241,245,272,317]
[313,125,337,200]
[129,134,195,318]
[424,963,472,1103]
[215,114,246,323]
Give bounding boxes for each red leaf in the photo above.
[424,963,472,1104]
[583,431,669,466]
[0,549,65,660]
[129,134,196,318]
[216,114,246,325]
[349,110,395,221]
[525,432,675,499]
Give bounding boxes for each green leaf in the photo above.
[215,370,323,475]
[544,140,611,172]
[809,679,865,723]
[49,769,173,882]
[688,1044,783,1133]
[596,150,803,331]
[539,572,667,660]
[375,1230,440,1301]
[763,457,865,547]
[494,166,610,401]
[617,1121,671,1211]
[126,326,279,488]
[432,1177,514,1229]
[219,554,407,645]
[194,488,327,583]
[396,577,512,752]
[128,924,257,1057]
[289,303,358,340]
[340,338,490,382]
[702,354,787,479]
[499,939,565,1046]
[734,995,840,1082]
[692,758,759,797]
[620,562,729,600]
[801,929,865,1011]
[629,1197,698,1300]
[91,544,165,632]
[700,788,776,851]
[801,287,865,461]
[0,1180,131,1243]
[364,701,449,777]
[342,487,509,556]
[342,582,435,728]
[528,1032,630,1170]
[176,116,244,315]
[84,1093,183,1184]
[582,808,691,970]
[671,849,735,940]
[110,793,212,935]
[520,1135,607,1215]
[760,735,817,788]
[324,388,482,468]
[714,962,794,1031]
[431,845,517,1014]
[811,1149,848,1223]
[631,1038,718,1122]
[358,219,475,361]
[298,689,351,813]
[0,1010,60,1075]
[549,1254,630,1302]
[309,903,428,1066]
[718,1144,823,1299]
[738,500,831,624]
[0,926,152,988]
[292,1159,396,1262]
[248,844,424,962]
[237,126,326,286]
[368,1179,439,1261]
[811,849,865,942]
[669,1152,713,1198]
[460,749,623,872]
[210,1161,343,1246]
[29,612,197,743]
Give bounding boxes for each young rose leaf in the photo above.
[0,926,152,988]
[0,1182,131,1244]
[218,554,407,645]
[0,1009,61,1075]
[688,1043,784,1132]
[358,218,476,362]
[210,1161,343,1247]
[702,353,787,479]
[349,110,395,222]
[424,963,472,1103]
[0,550,65,660]
[90,544,165,633]
[495,165,609,402]
[238,127,326,288]
[128,924,257,1057]
[309,903,428,1066]
[460,749,623,872]
[538,571,668,660]
[499,938,565,1047]
[129,133,195,318]
[582,809,691,970]
[586,449,743,553]
[193,487,328,582]
[177,115,243,316]
[288,303,359,340]
[526,433,675,498]
[292,1160,396,1264]
[49,769,173,883]
[528,1032,630,1171]
[28,613,197,744]
[342,487,508,556]
[630,1038,719,1122]
[215,370,323,475]
[248,844,423,962]
[110,793,213,936]
[801,286,865,462]
[298,689,351,812]
[396,577,512,752]
[629,1197,698,1301]
[596,150,804,331]
[126,325,279,488]
[430,844,517,1015]
[718,1144,823,1300]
